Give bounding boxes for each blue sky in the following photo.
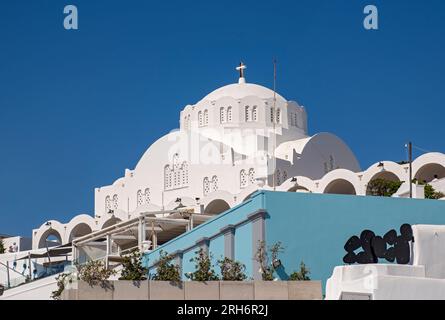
[0,0,444,236]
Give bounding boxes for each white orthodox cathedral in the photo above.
[31,63,445,249]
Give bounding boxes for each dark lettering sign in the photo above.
[343,224,414,265]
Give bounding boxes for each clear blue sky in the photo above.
[1,0,444,236]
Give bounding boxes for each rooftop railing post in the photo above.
[72,245,76,266]
[28,252,32,280]
[6,261,10,289]
[105,234,111,269]
[139,217,146,251]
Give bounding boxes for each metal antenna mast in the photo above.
[272,59,277,191]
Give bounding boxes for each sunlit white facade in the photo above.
[31,66,445,250]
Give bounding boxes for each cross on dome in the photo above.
[236,62,247,84]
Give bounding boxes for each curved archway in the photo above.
[288,185,310,193]
[204,199,230,215]
[101,217,122,229]
[242,191,258,202]
[324,179,357,195]
[69,223,93,242]
[366,171,401,196]
[38,229,62,249]
[415,163,445,183]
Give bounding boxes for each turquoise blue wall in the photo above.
[143,193,264,279]
[143,190,445,289]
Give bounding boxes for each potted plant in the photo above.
[150,250,184,300]
[184,248,220,300]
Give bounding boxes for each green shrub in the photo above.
[366,178,403,197]
[185,248,219,281]
[151,250,181,282]
[119,249,148,281]
[254,241,284,281]
[217,257,247,281]
[0,239,5,254]
[289,261,311,281]
[78,260,116,287]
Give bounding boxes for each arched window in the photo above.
[145,188,150,204]
[245,106,250,122]
[198,111,203,127]
[203,177,210,196]
[227,107,233,122]
[164,165,171,190]
[276,109,281,123]
[181,162,189,186]
[240,170,247,188]
[112,194,119,210]
[248,168,255,185]
[220,107,226,124]
[275,170,281,186]
[329,155,335,171]
[137,190,143,207]
[252,106,258,121]
[174,171,180,187]
[173,154,180,170]
[204,109,209,126]
[211,175,218,192]
[105,196,111,212]
[184,115,191,130]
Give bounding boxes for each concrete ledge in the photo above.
[288,281,322,300]
[149,281,184,300]
[254,281,289,300]
[77,281,113,300]
[185,281,220,300]
[220,281,254,300]
[63,280,321,300]
[113,281,149,300]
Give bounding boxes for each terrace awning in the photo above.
[17,243,72,260]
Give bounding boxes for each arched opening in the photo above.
[204,199,230,215]
[288,185,310,193]
[38,229,62,249]
[243,191,257,202]
[102,217,122,229]
[366,171,401,196]
[69,223,93,242]
[324,179,356,195]
[415,163,445,183]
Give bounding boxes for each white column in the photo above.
[105,234,111,269]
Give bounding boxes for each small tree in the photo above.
[51,265,80,300]
[185,248,219,281]
[119,249,148,281]
[51,273,73,300]
[366,179,403,197]
[151,250,181,282]
[217,257,247,281]
[424,184,445,200]
[255,241,284,281]
[78,260,116,287]
[289,261,311,281]
[0,239,5,254]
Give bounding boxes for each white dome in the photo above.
[200,82,286,102]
